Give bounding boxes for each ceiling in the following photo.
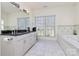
[18,2,76,11]
[1,2,77,14]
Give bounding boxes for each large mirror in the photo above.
[1,2,29,30]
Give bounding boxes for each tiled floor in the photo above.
[25,40,65,56]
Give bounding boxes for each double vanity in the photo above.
[1,2,37,56]
[0,30,37,56]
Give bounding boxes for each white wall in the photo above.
[76,3,79,25]
[1,11,9,28]
[0,2,1,56]
[33,5,75,25]
[75,3,79,34]
[0,3,1,33]
[32,5,75,37]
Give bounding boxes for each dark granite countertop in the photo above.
[0,31,36,36]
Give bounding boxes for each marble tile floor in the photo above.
[25,39,65,56]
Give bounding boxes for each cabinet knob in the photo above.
[3,38,13,41]
[8,38,13,41]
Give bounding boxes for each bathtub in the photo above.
[57,35,79,56]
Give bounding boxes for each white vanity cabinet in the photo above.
[1,35,25,56]
[0,40,1,56]
[13,39,24,56]
[23,32,37,54]
[1,32,36,56]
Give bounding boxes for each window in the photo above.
[35,15,55,37]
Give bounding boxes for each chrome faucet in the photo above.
[12,30,16,35]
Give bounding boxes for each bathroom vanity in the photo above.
[1,31,37,56]
[1,2,37,56]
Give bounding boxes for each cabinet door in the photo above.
[0,36,1,56]
[14,39,24,56]
[23,33,36,55]
[23,37,31,53]
[1,40,15,56]
[23,33,36,53]
[30,33,36,45]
